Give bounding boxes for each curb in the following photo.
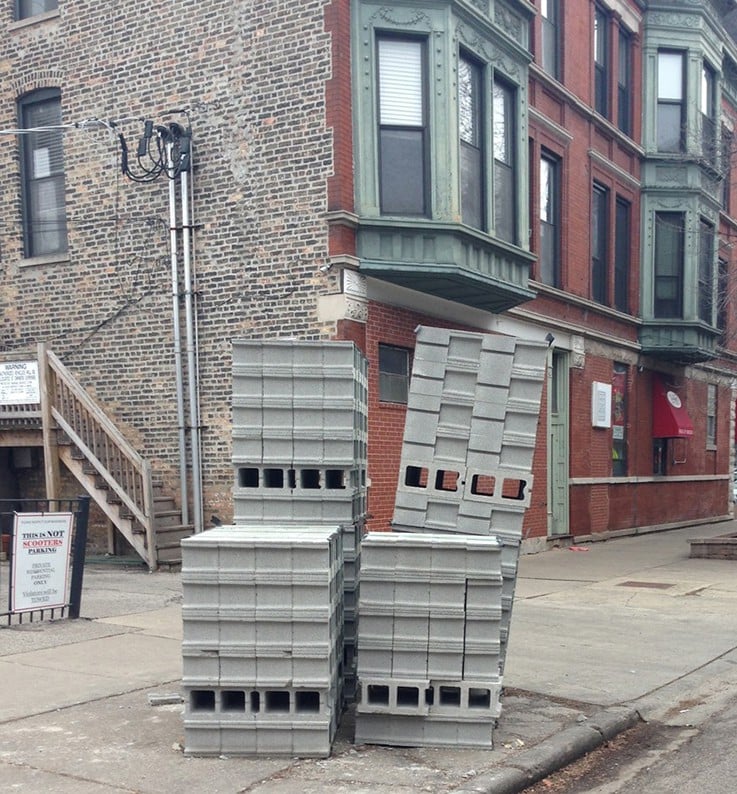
[450,706,641,794]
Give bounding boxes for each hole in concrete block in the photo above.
[439,686,461,706]
[263,468,285,488]
[405,466,428,488]
[468,688,491,708]
[221,690,246,712]
[325,469,346,489]
[471,474,496,497]
[435,470,459,492]
[501,478,527,500]
[300,469,321,489]
[367,685,390,705]
[425,687,434,705]
[288,468,297,488]
[250,691,261,712]
[397,686,419,707]
[190,690,216,711]
[296,691,321,712]
[238,468,259,488]
[265,690,291,712]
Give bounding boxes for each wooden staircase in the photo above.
[1,345,194,570]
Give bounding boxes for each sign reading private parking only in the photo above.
[11,512,74,613]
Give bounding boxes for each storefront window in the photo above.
[612,363,627,476]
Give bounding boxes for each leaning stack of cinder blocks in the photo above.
[181,525,343,757]
[355,327,546,749]
[355,532,504,748]
[390,327,546,674]
[230,340,368,701]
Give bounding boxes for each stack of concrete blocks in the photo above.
[230,340,369,700]
[181,525,343,757]
[353,328,545,750]
[390,327,547,675]
[355,532,504,749]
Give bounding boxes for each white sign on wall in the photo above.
[0,361,40,405]
[591,381,612,428]
[11,513,74,613]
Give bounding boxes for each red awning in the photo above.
[652,376,693,438]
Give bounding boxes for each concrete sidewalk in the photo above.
[1,520,737,793]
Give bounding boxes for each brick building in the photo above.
[1,0,737,565]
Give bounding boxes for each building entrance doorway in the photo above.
[548,350,569,536]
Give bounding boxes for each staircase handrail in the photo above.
[43,349,156,559]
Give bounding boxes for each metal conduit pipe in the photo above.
[167,141,189,526]
[180,161,203,534]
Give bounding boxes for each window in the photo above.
[378,344,410,403]
[19,89,68,258]
[459,55,484,229]
[377,37,428,216]
[722,127,732,213]
[591,184,608,304]
[16,0,57,19]
[594,8,609,117]
[612,363,627,476]
[718,257,728,341]
[540,0,560,79]
[653,438,667,475]
[614,198,629,312]
[701,63,717,164]
[657,51,684,153]
[654,212,684,318]
[706,383,717,448]
[617,30,631,136]
[698,219,714,324]
[539,152,560,286]
[493,78,516,243]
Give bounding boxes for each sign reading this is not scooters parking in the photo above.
[11,513,74,613]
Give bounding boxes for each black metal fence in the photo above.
[0,496,90,626]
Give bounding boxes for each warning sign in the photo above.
[0,361,40,405]
[11,513,74,613]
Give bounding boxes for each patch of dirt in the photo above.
[521,720,678,793]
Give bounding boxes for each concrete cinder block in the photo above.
[183,723,222,756]
[425,649,464,679]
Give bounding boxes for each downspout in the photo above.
[167,140,190,526]
[180,135,203,533]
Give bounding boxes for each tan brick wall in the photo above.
[0,1,337,520]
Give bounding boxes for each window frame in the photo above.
[378,344,411,404]
[459,52,485,230]
[540,0,560,80]
[376,35,429,217]
[698,218,715,325]
[721,127,733,213]
[594,7,609,118]
[718,256,729,343]
[653,212,685,319]
[493,76,517,244]
[612,362,627,476]
[706,383,717,449]
[657,50,685,153]
[614,197,630,313]
[18,87,68,259]
[591,183,609,304]
[701,62,717,165]
[539,150,561,287]
[617,29,632,136]
[15,0,57,20]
